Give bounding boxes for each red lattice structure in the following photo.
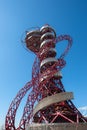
[5,24,87,130]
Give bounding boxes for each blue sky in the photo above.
[0,0,87,127]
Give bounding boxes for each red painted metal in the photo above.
[5,25,87,130]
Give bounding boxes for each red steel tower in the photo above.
[5,24,87,130]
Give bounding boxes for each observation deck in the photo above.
[25,25,56,53]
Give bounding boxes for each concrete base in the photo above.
[26,123,87,130]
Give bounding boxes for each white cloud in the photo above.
[78,106,87,117]
[79,106,87,110]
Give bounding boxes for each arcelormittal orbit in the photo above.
[5,24,87,130]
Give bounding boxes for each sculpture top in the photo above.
[25,24,56,53]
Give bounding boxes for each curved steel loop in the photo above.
[55,35,73,59]
[32,56,40,78]
[5,81,33,130]
[19,77,40,129]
